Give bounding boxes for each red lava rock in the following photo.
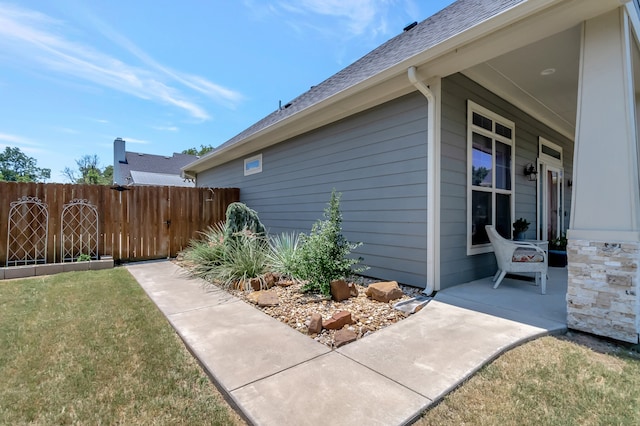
[322,311,354,330]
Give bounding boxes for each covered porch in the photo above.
[437,267,568,331]
[445,1,640,343]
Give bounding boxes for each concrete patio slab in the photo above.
[338,300,561,402]
[231,351,429,426]
[127,261,238,316]
[435,267,568,329]
[167,299,331,392]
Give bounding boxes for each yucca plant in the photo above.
[267,232,301,280]
[216,231,270,290]
[181,222,227,281]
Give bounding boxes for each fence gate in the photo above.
[6,196,49,266]
[61,199,99,262]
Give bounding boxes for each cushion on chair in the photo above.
[512,248,544,263]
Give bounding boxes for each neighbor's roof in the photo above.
[184,0,524,174]
[129,170,195,187]
[123,151,197,175]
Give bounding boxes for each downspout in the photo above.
[408,66,436,296]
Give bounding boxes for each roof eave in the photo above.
[183,0,628,176]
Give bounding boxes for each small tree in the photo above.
[295,190,366,296]
[63,154,112,185]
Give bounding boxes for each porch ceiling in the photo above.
[462,25,581,140]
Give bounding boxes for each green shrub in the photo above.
[224,202,266,240]
[294,190,366,296]
[267,232,301,280]
[181,222,227,281]
[76,254,91,262]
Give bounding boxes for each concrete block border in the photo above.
[1,257,114,280]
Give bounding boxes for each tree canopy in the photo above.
[182,145,214,156]
[0,147,51,182]
[63,154,112,185]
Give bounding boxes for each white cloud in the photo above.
[153,125,180,132]
[0,3,244,121]
[123,137,150,144]
[271,0,413,37]
[0,133,44,154]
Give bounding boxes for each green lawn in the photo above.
[0,268,244,425]
[417,335,640,425]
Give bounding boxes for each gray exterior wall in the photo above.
[439,73,574,288]
[198,93,430,287]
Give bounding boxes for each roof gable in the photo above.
[215,0,523,151]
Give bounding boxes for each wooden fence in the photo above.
[0,182,239,266]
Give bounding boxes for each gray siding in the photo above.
[198,93,429,287]
[440,73,574,288]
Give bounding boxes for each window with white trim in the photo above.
[244,154,262,176]
[467,101,515,254]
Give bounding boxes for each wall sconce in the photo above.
[523,163,538,181]
[567,179,573,188]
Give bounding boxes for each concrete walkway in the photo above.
[127,261,567,425]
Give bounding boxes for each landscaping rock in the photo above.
[322,311,354,330]
[365,281,404,302]
[248,290,280,307]
[308,313,323,334]
[247,291,260,304]
[264,272,278,288]
[250,277,262,291]
[334,328,357,348]
[257,290,280,307]
[349,282,359,297]
[330,279,352,301]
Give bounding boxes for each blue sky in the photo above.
[0,0,455,182]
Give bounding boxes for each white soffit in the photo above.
[463,25,581,140]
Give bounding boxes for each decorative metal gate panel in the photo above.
[6,196,49,266]
[61,199,99,262]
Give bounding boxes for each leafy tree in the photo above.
[0,147,51,182]
[63,154,112,185]
[182,144,214,156]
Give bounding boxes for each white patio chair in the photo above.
[485,225,548,294]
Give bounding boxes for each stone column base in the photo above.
[567,239,639,343]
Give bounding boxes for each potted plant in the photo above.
[549,233,568,267]
[512,218,530,240]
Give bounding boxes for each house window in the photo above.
[467,101,515,254]
[244,154,262,176]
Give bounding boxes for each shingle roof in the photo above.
[122,151,197,175]
[129,170,195,187]
[214,0,523,152]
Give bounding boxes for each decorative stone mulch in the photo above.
[226,277,424,348]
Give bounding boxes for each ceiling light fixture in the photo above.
[540,68,556,76]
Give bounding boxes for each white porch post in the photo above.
[569,7,640,343]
